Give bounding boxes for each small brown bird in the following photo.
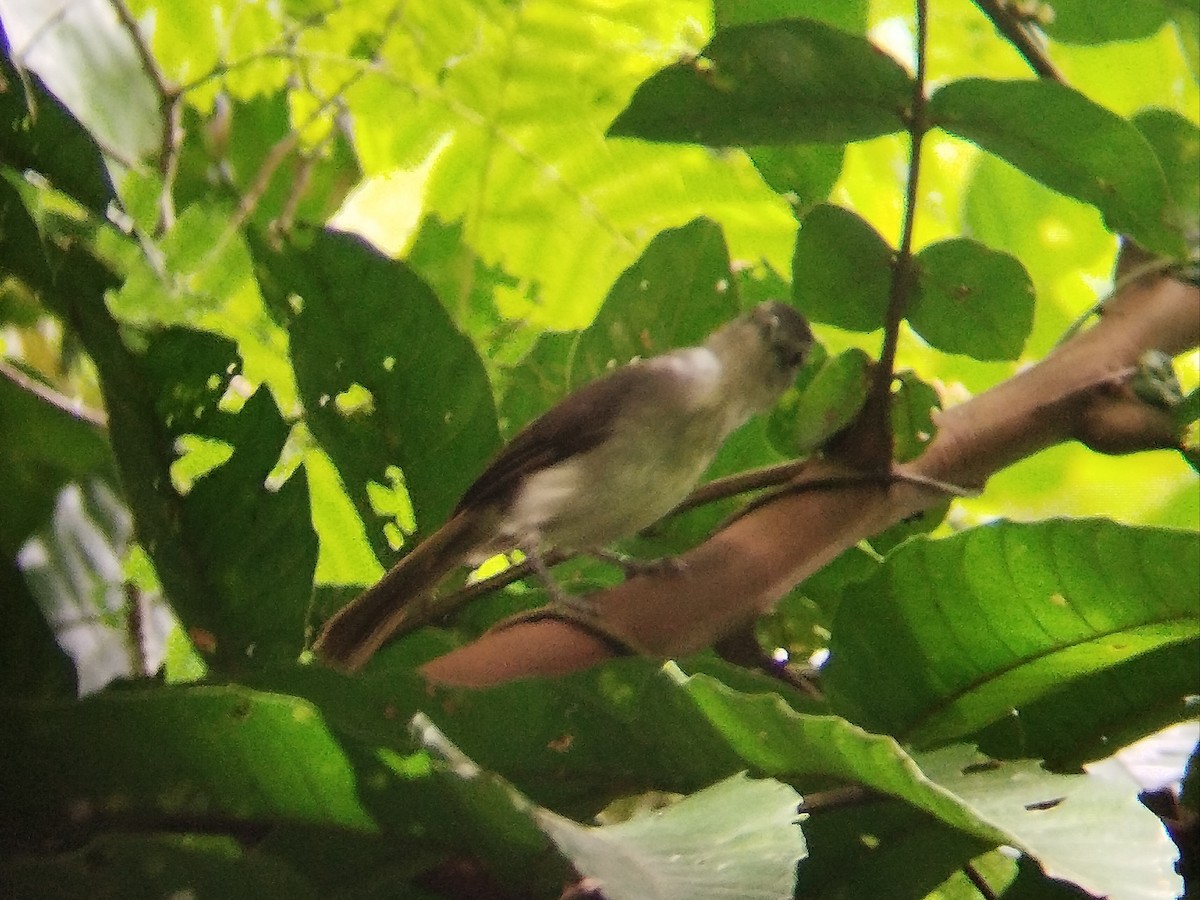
[313,301,813,671]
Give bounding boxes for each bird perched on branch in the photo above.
[313,300,813,671]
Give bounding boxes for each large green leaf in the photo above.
[609,19,912,146]
[2,834,320,900]
[263,229,500,564]
[976,640,1200,769]
[0,51,114,216]
[1,685,376,833]
[501,218,743,431]
[770,346,871,456]
[825,519,1200,745]
[677,672,1183,900]
[929,78,1182,256]
[909,238,1036,360]
[141,328,316,665]
[537,772,804,900]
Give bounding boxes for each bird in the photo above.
[313,300,813,671]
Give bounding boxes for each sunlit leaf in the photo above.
[930,78,1182,256]
[538,772,804,900]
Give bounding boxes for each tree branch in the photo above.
[0,358,108,428]
[838,0,929,469]
[109,0,183,233]
[971,0,1064,82]
[420,266,1199,687]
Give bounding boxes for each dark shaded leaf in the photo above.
[771,347,871,456]
[0,40,114,215]
[1,834,319,900]
[609,19,911,146]
[0,361,113,557]
[262,229,500,561]
[0,556,76,698]
[2,685,376,834]
[142,328,316,665]
[792,204,893,331]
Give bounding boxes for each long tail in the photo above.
[312,512,484,671]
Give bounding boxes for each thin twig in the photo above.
[856,0,931,468]
[970,0,1064,82]
[963,861,1000,900]
[796,785,881,816]
[670,459,813,515]
[109,0,184,232]
[0,359,108,428]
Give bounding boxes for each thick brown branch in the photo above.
[420,270,1199,688]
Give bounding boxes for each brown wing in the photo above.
[453,361,682,514]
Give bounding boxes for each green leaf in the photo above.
[771,347,871,456]
[792,204,893,331]
[909,238,1035,360]
[929,78,1182,256]
[1132,107,1200,247]
[1039,0,1171,44]
[0,556,77,699]
[2,833,320,900]
[913,744,1183,900]
[141,328,316,665]
[714,0,869,32]
[537,772,804,900]
[1,685,377,833]
[0,361,114,557]
[0,54,114,216]
[608,19,912,146]
[890,370,940,464]
[561,218,744,397]
[677,673,1182,900]
[976,640,1200,768]
[825,519,1200,746]
[748,144,846,216]
[1174,387,1200,428]
[262,229,500,562]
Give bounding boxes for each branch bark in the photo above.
[421,267,1199,688]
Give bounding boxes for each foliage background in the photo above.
[0,0,1197,898]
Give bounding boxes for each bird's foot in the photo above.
[587,548,687,580]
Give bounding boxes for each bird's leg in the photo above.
[586,547,687,580]
[518,540,600,618]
